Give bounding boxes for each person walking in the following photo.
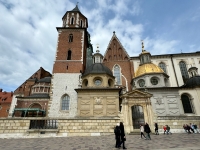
[163,125,167,134]
[119,122,127,149]
[154,122,159,135]
[114,123,121,148]
[166,125,172,134]
[140,124,147,139]
[144,123,151,140]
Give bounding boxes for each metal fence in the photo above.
[29,120,58,129]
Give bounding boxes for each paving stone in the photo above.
[0,133,200,150]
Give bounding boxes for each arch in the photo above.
[67,50,72,60]
[113,65,121,85]
[179,61,189,83]
[181,94,193,113]
[82,79,88,87]
[158,62,167,73]
[131,105,144,129]
[68,34,73,42]
[29,103,42,109]
[61,94,70,110]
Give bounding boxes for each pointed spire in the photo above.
[96,44,100,53]
[141,40,145,52]
[71,3,80,12]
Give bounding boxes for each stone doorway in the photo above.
[132,105,145,129]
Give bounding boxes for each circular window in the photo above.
[95,79,102,86]
[151,77,158,85]
[139,79,145,87]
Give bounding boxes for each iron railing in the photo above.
[29,120,58,129]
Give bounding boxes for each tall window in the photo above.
[179,61,189,83]
[159,62,167,73]
[71,17,74,25]
[181,94,193,113]
[69,34,73,42]
[80,20,83,27]
[61,95,70,110]
[67,50,72,60]
[114,65,121,84]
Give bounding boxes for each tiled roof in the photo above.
[0,91,13,103]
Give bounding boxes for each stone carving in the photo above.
[156,98,162,105]
[94,97,103,105]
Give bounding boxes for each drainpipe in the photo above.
[170,55,179,87]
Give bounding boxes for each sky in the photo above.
[1,0,200,92]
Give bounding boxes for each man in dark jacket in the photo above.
[144,123,151,140]
[119,122,127,149]
[114,123,121,148]
[154,122,159,135]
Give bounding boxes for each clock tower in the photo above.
[48,5,90,117]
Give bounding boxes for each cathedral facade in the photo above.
[4,5,200,137]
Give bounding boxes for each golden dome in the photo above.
[135,63,164,77]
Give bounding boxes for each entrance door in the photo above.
[131,105,145,129]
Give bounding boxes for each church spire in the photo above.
[141,40,145,52]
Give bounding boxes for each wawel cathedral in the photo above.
[2,5,200,137]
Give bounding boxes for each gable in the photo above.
[103,32,130,62]
[120,89,152,98]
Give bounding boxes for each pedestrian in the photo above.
[193,124,199,133]
[119,122,127,149]
[114,123,121,148]
[154,122,159,135]
[163,125,167,134]
[189,123,195,133]
[166,125,172,134]
[186,124,191,134]
[144,122,151,140]
[183,124,188,133]
[140,124,146,139]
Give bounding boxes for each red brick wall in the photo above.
[53,29,88,73]
[0,103,10,117]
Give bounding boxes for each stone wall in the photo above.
[157,116,200,133]
[58,118,120,136]
[0,117,120,138]
[0,118,29,136]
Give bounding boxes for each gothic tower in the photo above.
[48,5,90,117]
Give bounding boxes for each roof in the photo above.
[0,91,13,103]
[82,63,113,77]
[181,76,200,88]
[37,77,51,83]
[135,63,165,78]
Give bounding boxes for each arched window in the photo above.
[67,50,72,60]
[114,65,121,84]
[181,94,193,113]
[68,34,73,42]
[61,95,70,110]
[71,17,74,25]
[179,61,189,83]
[159,62,167,73]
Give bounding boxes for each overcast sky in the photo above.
[1,0,200,92]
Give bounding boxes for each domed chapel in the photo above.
[5,4,200,137]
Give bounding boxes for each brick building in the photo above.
[0,89,13,117]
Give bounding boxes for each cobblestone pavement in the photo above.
[0,133,200,150]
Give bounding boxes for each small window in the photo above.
[68,34,73,42]
[138,79,145,87]
[67,50,72,60]
[151,77,158,85]
[61,95,70,110]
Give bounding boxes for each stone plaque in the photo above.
[94,105,103,109]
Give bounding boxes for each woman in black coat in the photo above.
[144,123,151,140]
[119,122,127,149]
